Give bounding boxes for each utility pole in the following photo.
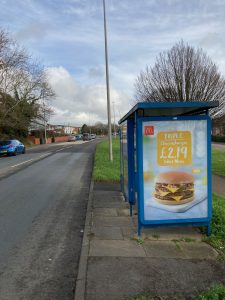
[103,0,113,161]
[43,101,47,144]
[112,101,116,137]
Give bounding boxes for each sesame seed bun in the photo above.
[155,171,194,184]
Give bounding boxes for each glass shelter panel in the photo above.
[142,119,208,222]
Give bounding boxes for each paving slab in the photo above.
[180,242,218,259]
[91,226,123,240]
[93,182,121,191]
[86,256,225,300]
[142,240,218,259]
[93,208,118,217]
[93,191,122,198]
[117,208,131,216]
[92,199,123,208]
[92,215,134,227]
[89,240,146,257]
[92,194,123,204]
[141,226,203,241]
[121,226,137,240]
[143,240,185,259]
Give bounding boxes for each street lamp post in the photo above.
[112,101,116,137]
[103,0,113,161]
[43,100,47,144]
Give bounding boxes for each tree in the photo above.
[81,124,89,134]
[135,41,225,118]
[0,29,54,138]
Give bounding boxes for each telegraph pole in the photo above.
[103,0,113,161]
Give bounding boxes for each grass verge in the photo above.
[203,193,225,259]
[212,148,225,178]
[93,138,120,182]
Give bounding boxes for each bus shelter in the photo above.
[119,101,218,238]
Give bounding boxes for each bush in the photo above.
[212,135,225,143]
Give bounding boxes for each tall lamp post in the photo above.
[103,0,113,161]
[112,101,116,137]
[43,100,47,144]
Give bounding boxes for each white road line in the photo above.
[39,153,51,158]
[56,148,64,152]
[11,159,33,168]
[65,146,72,149]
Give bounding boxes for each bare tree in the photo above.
[0,30,28,94]
[0,29,55,136]
[135,41,225,118]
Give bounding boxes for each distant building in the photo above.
[29,123,81,136]
[47,124,81,135]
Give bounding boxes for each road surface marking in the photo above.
[11,159,33,168]
[56,148,64,152]
[39,153,51,158]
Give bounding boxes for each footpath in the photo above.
[75,179,225,300]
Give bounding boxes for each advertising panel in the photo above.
[142,119,208,222]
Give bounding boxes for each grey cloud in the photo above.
[16,22,49,41]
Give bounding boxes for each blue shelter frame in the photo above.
[119,101,219,238]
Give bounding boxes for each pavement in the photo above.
[74,182,225,300]
[212,142,225,196]
[213,174,225,196]
[212,142,225,150]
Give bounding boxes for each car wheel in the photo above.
[13,149,17,156]
[22,148,26,154]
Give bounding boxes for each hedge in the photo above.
[212,135,225,143]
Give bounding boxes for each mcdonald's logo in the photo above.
[144,126,154,136]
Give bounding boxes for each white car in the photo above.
[68,136,76,142]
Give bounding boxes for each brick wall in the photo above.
[29,135,70,145]
[28,136,40,145]
[54,136,69,142]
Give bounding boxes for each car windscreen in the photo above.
[0,140,12,146]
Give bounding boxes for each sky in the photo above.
[0,0,225,126]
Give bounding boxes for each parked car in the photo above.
[90,133,96,139]
[82,133,91,141]
[75,134,83,140]
[0,139,26,156]
[68,135,76,142]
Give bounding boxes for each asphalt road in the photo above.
[212,142,225,150]
[0,140,99,300]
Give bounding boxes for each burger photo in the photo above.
[154,171,195,205]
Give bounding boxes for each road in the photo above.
[212,142,225,150]
[0,140,99,300]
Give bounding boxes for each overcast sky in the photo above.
[1,0,225,126]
